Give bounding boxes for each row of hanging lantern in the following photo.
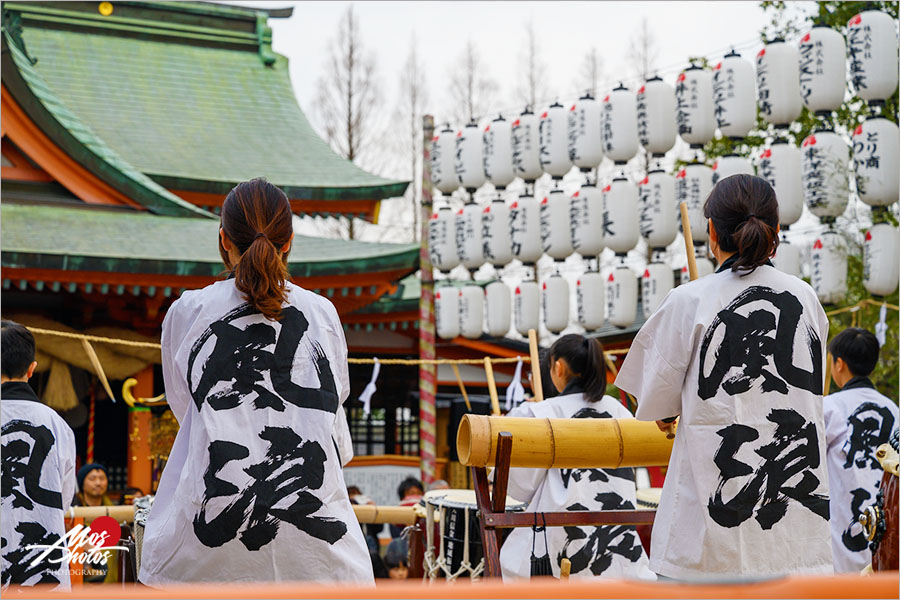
[430,8,898,340]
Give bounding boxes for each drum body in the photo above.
[873,469,898,571]
[634,488,661,556]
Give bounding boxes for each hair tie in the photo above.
[254,232,268,240]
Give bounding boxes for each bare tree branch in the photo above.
[447,39,498,125]
[515,19,550,109]
[576,46,604,98]
[627,17,659,83]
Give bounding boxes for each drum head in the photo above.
[636,487,662,509]
[424,489,526,511]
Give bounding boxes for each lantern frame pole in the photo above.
[418,115,437,484]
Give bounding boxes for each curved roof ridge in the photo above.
[1,29,215,219]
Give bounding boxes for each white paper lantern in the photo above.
[571,185,605,258]
[847,10,899,102]
[482,198,513,267]
[435,285,460,339]
[514,280,540,336]
[757,142,803,226]
[756,41,803,127]
[853,117,900,207]
[602,178,640,254]
[483,116,516,190]
[511,110,543,182]
[713,50,756,139]
[568,94,604,170]
[428,206,460,272]
[539,102,573,178]
[576,271,605,331]
[455,123,486,191]
[510,195,543,264]
[675,163,713,243]
[811,232,846,304]
[637,76,677,156]
[680,255,716,285]
[540,189,573,260]
[459,285,485,339]
[801,130,849,218]
[485,280,512,337]
[772,238,802,277]
[642,262,674,319]
[864,223,900,297]
[601,85,639,163]
[798,26,847,113]
[639,170,677,249]
[432,126,459,194]
[542,275,570,334]
[676,65,716,146]
[456,202,484,270]
[606,265,637,328]
[712,154,754,185]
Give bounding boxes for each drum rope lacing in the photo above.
[423,499,484,581]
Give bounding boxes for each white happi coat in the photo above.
[1,382,76,591]
[823,380,898,573]
[499,392,656,581]
[616,263,834,579]
[139,280,373,585]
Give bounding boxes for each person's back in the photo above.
[138,179,372,585]
[617,175,833,579]
[823,328,899,573]
[1,320,76,591]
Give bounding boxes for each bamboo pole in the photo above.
[456,415,674,469]
[451,363,472,412]
[679,201,699,281]
[528,329,544,402]
[824,352,833,396]
[484,357,501,415]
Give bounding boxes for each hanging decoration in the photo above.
[811,231,847,305]
[482,198,513,267]
[483,116,516,190]
[514,280,540,336]
[712,154,754,185]
[638,170,677,249]
[676,162,713,243]
[435,284,460,340]
[568,93,604,170]
[801,130,849,218]
[570,185,605,258]
[637,76,677,157]
[676,64,716,146]
[539,102,573,178]
[713,50,756,139]
[853,116,900,207]
[456,202,485,271]
[642,260,674,318]
[680,255,715,284]
[455,122,486,191]
[606,263,637,328]
[772,237,803,278]
[756,40,803,127]
[485,280,512,337]
[459,285,484,339]
[758,142,803,226]
[432,125,459,194]
[542,274,570,334]
[601,84,639,163]
[602,177,640,255]
[576,271,605,331]
[847,10,899,102]
[798,25,847,114]
[511,109,544,182]
[509,194,543,264]
[540,188,574,261]
[863,223,900,297]
[428,206,460,272]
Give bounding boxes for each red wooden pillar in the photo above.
[127,366,153,495]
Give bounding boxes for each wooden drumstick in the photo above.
[484,357,501,416]
[560,558,571,580]
[528,329,544,402]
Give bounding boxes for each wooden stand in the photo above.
[470,432,656,578]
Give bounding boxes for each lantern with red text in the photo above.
[853,117,900,207]
[606,264,637,328]
[568,94,604,170]
[542,275,570,334]
[485,280,512,337]
[798,26,847,113]
[482,199,513,267]
[639,170,677,249]
[571,186,605,258]
[511,109,543,182]
[712,155,755,185]
[509,195,543,264]
[435,285,460,340]
[603,177,640,255]
[483,116,516,190]
[864,223,900,297]
[675,65,715,146]
[456,202,484,271]
[432,126,459,194]
[756,41,803,127]
[514,280,540,336]
[539,102,573,178]
[811,232,847,304]
[642,261,674,318]
[601,84,639,163]
[540,189,573,261]
[772,237,802,278]
[676,163,713,243]
[455,122,486,191]
[802,131,849,219]
[637,76,677,156]
[758,143,803,226]
[459,285,484,339]
[847,11,899,102]
[428,206,460,272]
[576,272,605,331]
[713,50,756,139]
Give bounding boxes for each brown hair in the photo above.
[703,174,779,275]
[548,334,607,402]
[219,178,293,320]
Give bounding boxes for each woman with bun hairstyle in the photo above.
[500,334,654,581]
[139,179,372,585]
[616,174,833,579]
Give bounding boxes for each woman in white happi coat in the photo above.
[139,179,373,585]
[500,334,655,581]
[616,174,834,579]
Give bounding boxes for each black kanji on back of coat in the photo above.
[1,420,62,511]
[843,402,895,470]
[698,286,822,400]
[557,493,643,576]
[188,304,339,414]
[193,426,347,550]
[1,522,63,586]
[708,408,829,530]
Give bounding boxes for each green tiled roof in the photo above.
[7,1,408,202]
[1,202,419,278]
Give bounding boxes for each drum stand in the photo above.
[470,432,657,578]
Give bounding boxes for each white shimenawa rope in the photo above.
[505,357,525,411]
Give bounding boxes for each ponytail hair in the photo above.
[703,174,779,275]
[219,178,293,320]
[548,334,608,403]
